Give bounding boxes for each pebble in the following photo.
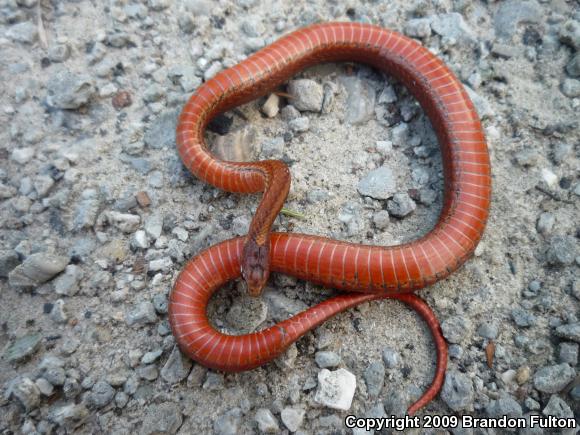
[364,361,385,397]
[441,316,470,344]
[280,105,300,120]
[0,250,19,277]
[46,69,95,109]
[404,18,432,38]
[214,408,242,435]
[559,342,578,365]
[287,79,323,112]
[160,346,193,384]
[48,43,71,63]
[85,380,115,408]
[7,377,40,411]
[10,147,35,165]
[441,370,474,411]
[477,322,498,340]
[430,13,475,44]
[536,212,555,235]
[561,78,580,98]
[314,351,341,368]
[261,93,280,117]
[144,109,179,149]
[559,19,580,50]
[125,301,157,326]
[142,403,183,435]
[381,346,401,368]
[486,394,523,418]
[552,142,573,165]
[288,116,310,133]
[35,377,54,396]
[494,0,543,40]
[261,136,285,158]
[48,404,89,431]
[145,213,163,240]
[138,365,159,381]
[340,76,376,125]
[387,192,416,218]
[281,407,305,432]
[53,265,84,296]
[566,53,580,77]
[357,167,397,200]
[372,210,390,230]
[6,21,37,44]
[255,408,279,433]
[105,211,140,233]
[203,372,224,391]
[514,149,539,167]
[542,395,573,418]
[314,368,356,411]
[8,253,69,288]
[533,363,576,393]
[546,235,577,266]
[390,123,408,146]
[149,257,173,272]
[511,307,537,327]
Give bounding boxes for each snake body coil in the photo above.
[169,22,491,414]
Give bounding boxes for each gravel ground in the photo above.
[1,0,579,434]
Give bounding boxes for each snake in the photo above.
[168,22,491,415]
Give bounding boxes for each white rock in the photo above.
[11,147,35,165]
[261,93,280,118]
[280,407,305,432]
[314,368,356,411]
[133,230,149,249]
[107,211,141,233]
[541,168,558,187]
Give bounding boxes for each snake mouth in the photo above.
[241,238,270,296]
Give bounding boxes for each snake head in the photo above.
[241,238,270,296]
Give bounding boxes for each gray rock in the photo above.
[203,372,224,391]
[46,70,95,109]
[144,109,179,149]
[105,211,140,233]
[559,343,578,365]
[340,76,376,125]
[255,408,279,433]
[138,365,159,381]
[7,377,40,411]
[160,346,192,384]
[48,403,89,431]
[3,333,42,363]
[536,212,555,235]
[53,265,84,296]
[261,137,285,158]
[287,79,323,112]
[566,53,580,77]
[431,13,475,44]
[141,349,163,365]
[486,394,523,418]
[48,43,71,63]
[86,380,115,408]
[511,307,537,327]
[314,368,356,411]
[542,394,573,418]
[382,346,401,368]
[6,21,37,44]
[387,193,416,218]
[115,391,128,408]
[126,301,157,326]
[149,257,173,272]
[145,213,163,240]
[559,19,580,50]
[73,194,101,230]
[281,407,305,432]
[391,123,408,146]
[441,370,474,411]
[142,403,183,435]
[477,322,498,339]
[514,149,540,167]
[552,143,573,165]
[280,105,300,120]
[441,316,470,344]
[263,290,308,321]
[288,116,310,133]
[357,167,397,200]
[404,18,431,38]
[364,361,385,397]
[214,408,242,435]
[143,84,165,103]
[39,356,66,386]
[533,363,575,393]
[36,377,54,396]
[561,78,580,98]
[372,210,390,230]
[0,250,19,277]
[546,236,577,266]
[8,253,69,288]
[315,351,341,368]
[494,0,543,41]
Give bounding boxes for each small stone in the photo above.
[53,265,84,296]
[149,257,173,272]
[533,363,576,393]
[132,230,149,250]
[364,361,385,397]
[552,143,573,165]
[515,149,539,167]
[546,235,577,266]
[375,140,393,156]
[431,13,475,44]
[491,43,520,58]
[382,346,401,368]
[50,299,68,323]
[143,84,165,103]
[138,365,159,381]
[214,408,242,435]
[357,167,396,200]
[0,250,19,277]
[46,70,95,109]
[542,395,573,418]
[516,366,531,385]
[477,322,498,340]
[486,394,523,418]
[261,93,280,117]
[280,105,300,120]
[48,404,89,431]
[281,407,305,432]
[387,193,416,218]
[441,316,470,344]
[135,191,151,207]
[561,78,580,98]
[115,391,129,408]
[372,210,390,230]
[48,43,71,63]
[541,168,558,187]
[7,377,40,411]
[441,370,474,411]
[559,343,578,365]
[536,212,555,235]
[404,18,431,38]
[86,380,115,408]
[145,213,163,240]
[288,116,309,133]
[511,307,536,327]
[11,147,35,165]
[142,403,183,435]
[6,21,38,44]
[287,79,323,112]
[144,109,179,149]
[494,0,543,40]
[8,253,69,288]
[525,398,541,411]
[126,301,157,326]
[340,76,376,125]
[261,137,285,158]
[105,211,140,233]
[559,19,580,50]
[255,408,279,433]
[566,53,580,78]
[203,372,224,391]
[314,368,356,411]
[35,377,54,396]
[315,351,341,368]
[391,123,408,146]
[160,346,192,384]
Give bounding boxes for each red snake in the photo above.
[169,22,491,415]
